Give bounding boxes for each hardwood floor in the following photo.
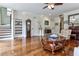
[0,37,78,56]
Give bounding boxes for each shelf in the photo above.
[15,32,22,34]
[15,29,22,31]
[15,19,22,35]
[15,25,22,27]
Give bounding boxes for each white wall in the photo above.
[52,16,60,34]
[14,11,52,37]
[14,8,79,38]
[15,8,79,37]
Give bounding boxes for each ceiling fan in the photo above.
[43,3,63,10]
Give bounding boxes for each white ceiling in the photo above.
[0,3,79,16]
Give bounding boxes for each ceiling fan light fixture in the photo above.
[43,3,63,10]
[48,5,52,9]
[48,4,54,9]
[51,4,54,8]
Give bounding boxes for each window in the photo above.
[7,8,12,16]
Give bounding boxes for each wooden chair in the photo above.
[59,29,72,45]
[60,29,71,40]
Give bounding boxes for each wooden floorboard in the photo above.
[0,37,78,56]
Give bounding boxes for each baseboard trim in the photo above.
[0,38,13,40]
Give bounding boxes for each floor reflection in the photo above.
[22,37,32,55]
[0,37,79,56]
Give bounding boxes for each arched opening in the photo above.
[26,19,31,38]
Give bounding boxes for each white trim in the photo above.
[11,10,15,40]
[0,37,13,40]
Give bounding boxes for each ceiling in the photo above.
[0,3,79,16]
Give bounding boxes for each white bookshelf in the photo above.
[15,19,22,37]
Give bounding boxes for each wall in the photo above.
[14,8,79,38]
[52,16,60,34]
[0,8,1,24]
[14,11,52,37]
[52,9,79,33]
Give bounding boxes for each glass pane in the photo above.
[0,7,12,28]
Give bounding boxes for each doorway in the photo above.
[26,19,31,38]
[59,15,64,33]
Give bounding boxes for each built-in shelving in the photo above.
[15,19,22,37]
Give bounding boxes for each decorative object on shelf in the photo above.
[16,21,22,25]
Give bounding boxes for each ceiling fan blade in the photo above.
[54,3,63,5]
[44,3,48,4]
[51,8,54,10]
[43,6,48,9]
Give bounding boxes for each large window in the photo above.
[0,7,12,28]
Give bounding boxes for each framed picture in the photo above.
[68,13,79,25]
[44,20,49,25]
